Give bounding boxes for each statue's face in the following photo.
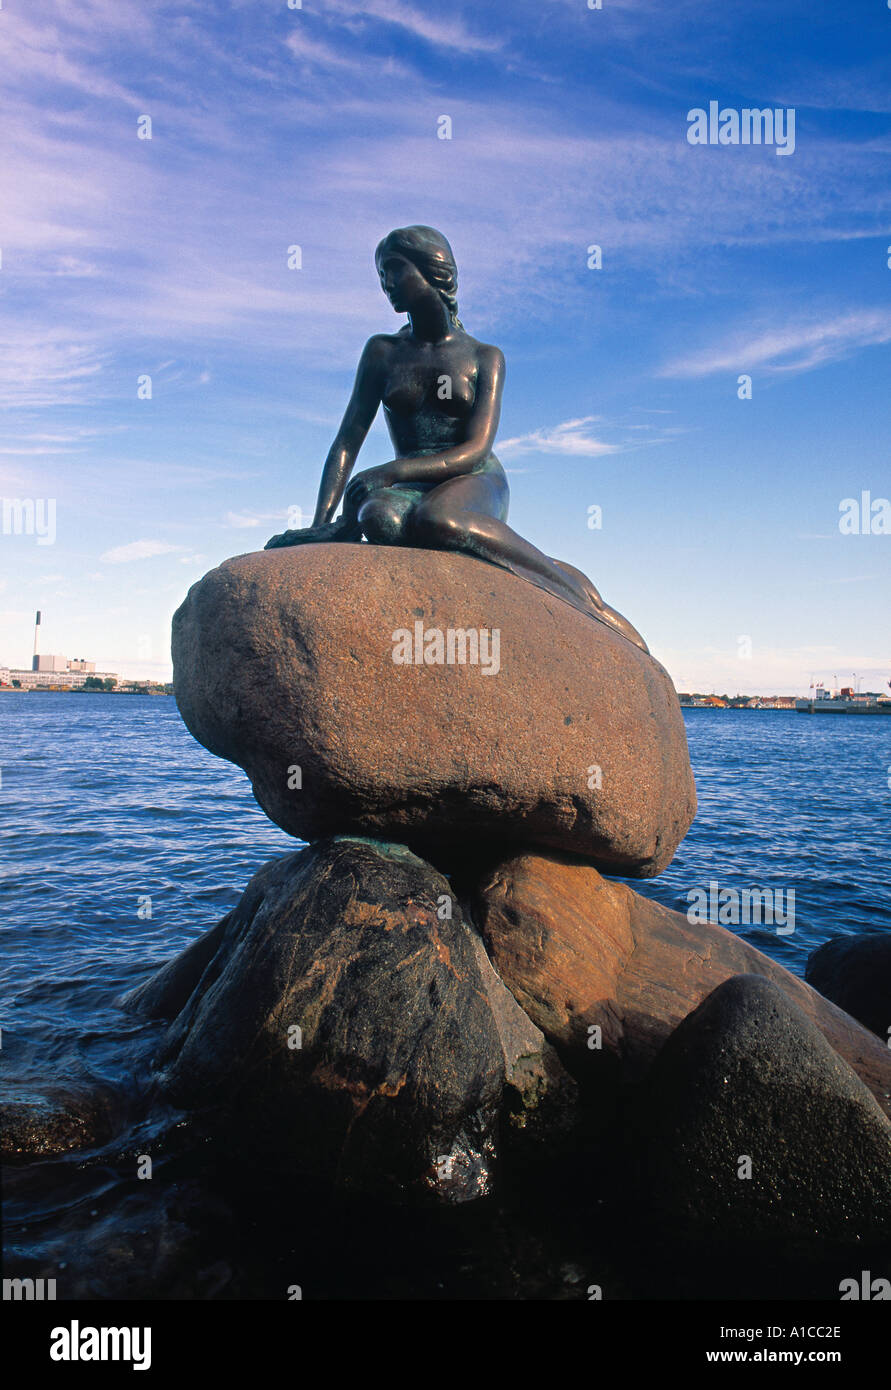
[377,252,429,313]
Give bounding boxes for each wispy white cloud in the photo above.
[322,0,502,55]
[0,337,109,410]
[100,539,183,563]
[499,413,682,456]
[0,426,115,457]
[499,416,621,457]
[2,11,888,410]
[661,309,891,377]
[0,1,148,107]
[284,29,379,75]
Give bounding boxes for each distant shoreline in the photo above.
[680,702,891,717]
[0,687,174,696]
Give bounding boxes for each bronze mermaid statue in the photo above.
[265,225,647,652]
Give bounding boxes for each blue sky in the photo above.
[1,0,889,692]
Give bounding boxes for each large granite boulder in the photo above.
[171,544,695,876]
[474,848,891,1116]
[806,932,891,1040]
[627,975,891,1260]
[128,837,578,1202]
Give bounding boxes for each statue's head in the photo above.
[374,225,463,328]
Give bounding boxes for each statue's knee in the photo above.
[359,493,408,545]
[411,502,463,548]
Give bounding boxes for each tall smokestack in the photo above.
[32,610,41,671]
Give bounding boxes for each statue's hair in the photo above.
[375,225,464,329]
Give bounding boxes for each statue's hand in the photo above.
[263,511,364,550]
[344,462,404,510]
[264,528,304,549]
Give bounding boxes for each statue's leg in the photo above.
[411,473,597,607]
[410,474,648,650]
[552,559,649,653]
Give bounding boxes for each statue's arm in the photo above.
[398,345,505,485]
[312,338,386,525]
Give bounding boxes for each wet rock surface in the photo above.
[0,1086,119,1164]
[134,837,578,1202]
[806,931,891,1040]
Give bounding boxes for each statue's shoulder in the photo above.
[355,333,400,379]
[467,336,505,373]
[361,331,402,356]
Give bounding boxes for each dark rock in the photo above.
[144,837,577,1202]
[170,544,696,876]
[806,932,891,1040]
[628,975,891,1261]
[1,1086,118,1163]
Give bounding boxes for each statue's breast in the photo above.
[382,364,477,417]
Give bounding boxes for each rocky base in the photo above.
[114,837,891,1271]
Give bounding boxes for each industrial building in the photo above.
[0,611,117,689]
